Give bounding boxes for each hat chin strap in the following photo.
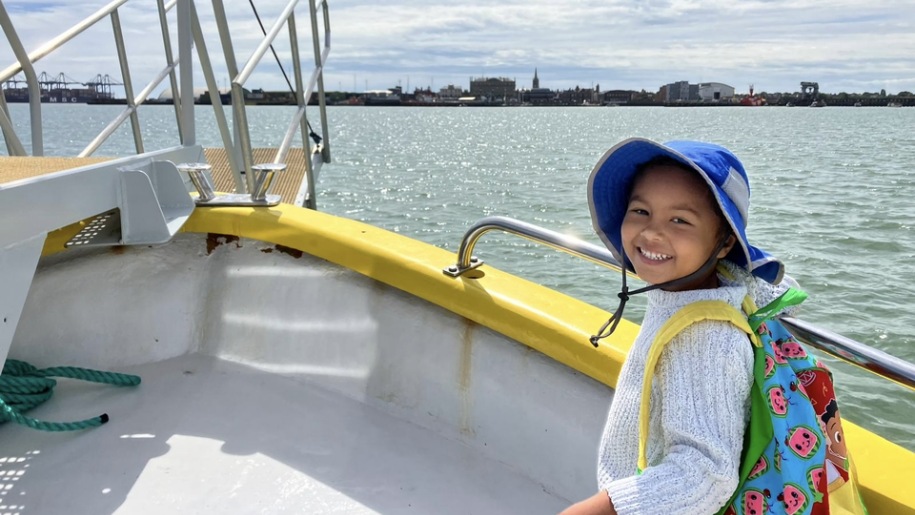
[589,236,730,347]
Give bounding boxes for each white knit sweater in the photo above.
[597,263,795,515]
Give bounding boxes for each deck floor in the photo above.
[0,156,112,183]
[203,147,311,205]
[0,354,568,514]
[0,148,310,205]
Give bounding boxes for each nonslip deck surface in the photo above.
[0,156,112,183]
[0,354,567,514]
[0,148,309,205]
[203,147,311,205]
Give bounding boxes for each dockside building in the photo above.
[469,76,516,102]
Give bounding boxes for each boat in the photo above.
[888,102,903,108]
[363,89,403,106]
[739,84,764,106]
[2,1,914,513]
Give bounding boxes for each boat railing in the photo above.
[0,0,331,208]
[0,0,172,157]
[214,0,331,207]
[0,0,125,155]
[444,216,915,390]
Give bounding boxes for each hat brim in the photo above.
[587,137,784,284]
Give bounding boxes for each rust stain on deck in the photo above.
[206,233,240,255]
[274,244,303,259]
[458,318,476,437]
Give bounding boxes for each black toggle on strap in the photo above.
[590,236,730,347]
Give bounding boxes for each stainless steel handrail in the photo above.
[228,0,299,193]
[445,216,915,390]
[213,0,331,208]
[0,0,133,156]
[1,0,332,209]
[0,0,129,84]
[444,215,625,276]
[157,0,184,145]
[110,8,143,154]
[0,0,149,156]
[79,61,179,157]
[78,2,171,157]
[0,0,47,155]
[187,0,243,191]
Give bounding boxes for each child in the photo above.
[562,138,797,515]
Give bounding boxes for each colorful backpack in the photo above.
[637,288,868,515]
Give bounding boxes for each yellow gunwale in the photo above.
[42,203,915,513]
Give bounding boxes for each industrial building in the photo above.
[469,76,516,103]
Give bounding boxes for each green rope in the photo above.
[0,359,141,432]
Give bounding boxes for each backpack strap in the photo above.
[747,287,807,332]
[636,289,809,472]
[637,300,756,471]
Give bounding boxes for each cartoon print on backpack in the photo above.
[788,380,811,403]
[806,465,827,503]
[738,489,769,515]
[777,338,808,359]
[786,426,821,459]
[778,484,809,515]
[771,341,789,364]
[796,368,851,491]
[767,384,789,417]
[820,399,850,489]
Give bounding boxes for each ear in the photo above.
[717,233,737,259]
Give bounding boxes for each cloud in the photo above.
[323,0,915,93]
[0,0,913,96]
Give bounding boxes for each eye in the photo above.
[671,217,692,225]
[628,208,648,216]
[834,431,842,443]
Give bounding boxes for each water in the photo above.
[4,103,915,449]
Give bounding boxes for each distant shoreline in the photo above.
[3,96,911,108]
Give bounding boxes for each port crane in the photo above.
[82,74,123,99]
[2,73,123,103]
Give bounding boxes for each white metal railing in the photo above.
[0,0,332,208]
[212,0,332,207]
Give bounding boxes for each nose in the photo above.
[640,219,664,241]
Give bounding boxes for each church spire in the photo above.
[533,68,539,89]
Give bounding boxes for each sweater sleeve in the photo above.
[604,320,754,515]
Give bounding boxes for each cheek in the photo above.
[620,218,638,242]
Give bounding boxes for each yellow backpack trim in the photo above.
[637,298,757,471]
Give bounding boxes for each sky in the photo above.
[1,0,914,98]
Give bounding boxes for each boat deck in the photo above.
[0,353,568,514]
[0,156,113,183]
[202,147,311,204]
[0,148,310,205]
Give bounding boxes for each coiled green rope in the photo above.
[0,359,141,432]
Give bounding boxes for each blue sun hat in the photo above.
[587,137,784,284]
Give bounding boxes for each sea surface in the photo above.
[4,103,915,450]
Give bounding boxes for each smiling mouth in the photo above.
[639,248,672,262]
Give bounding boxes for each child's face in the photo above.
[621,164,732,290]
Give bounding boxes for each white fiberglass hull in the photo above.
[5,230,611,513]
[5,205,914,514]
